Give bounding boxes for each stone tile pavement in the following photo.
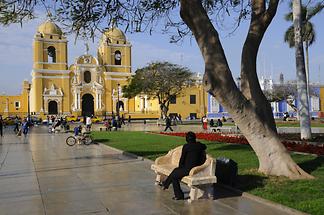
[0,126,305,215]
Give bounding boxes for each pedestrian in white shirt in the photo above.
[86,116,92,131]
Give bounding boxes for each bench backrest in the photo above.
[169,146,183,165]
[168,146,214,174]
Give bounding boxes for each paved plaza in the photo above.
[0,125,303,215]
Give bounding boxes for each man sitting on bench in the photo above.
[160,131,206,200]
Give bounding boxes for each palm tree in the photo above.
[285,1,323,140]
[284,2,323,94]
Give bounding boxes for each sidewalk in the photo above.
[0,126,305,215]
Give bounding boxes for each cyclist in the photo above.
[74,125,83,144]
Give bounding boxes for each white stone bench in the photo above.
[210,126,239,133]
[151,146,216,202]
[98,126,110,131]
[287,117,297,121]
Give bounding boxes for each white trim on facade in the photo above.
[104,72,132,77]
[104,43,132,48]
[34,62,68,65]
[75,64,101,68]
[104,64,131,68]
[105,77,127,81]
[34,38,68,43]
[33,76,70,79]
[32,69,70,74]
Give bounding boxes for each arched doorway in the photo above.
[82,94,94,117]
[48,101,58,114]
[116,101,124,112]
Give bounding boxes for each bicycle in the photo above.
[66,132,94,146]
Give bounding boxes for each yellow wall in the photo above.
[0,81,29,118]
[320,87,324,113]
[168,85,208,119]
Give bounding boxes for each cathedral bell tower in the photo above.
[30,20,70,116]
[97,27,132,115]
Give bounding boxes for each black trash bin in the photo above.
[215,157,238,186]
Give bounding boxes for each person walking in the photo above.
[128,115,131,124]
[0,115,3,137]
[178,114,182,124]
[14,116,20,133]
[22,119,29,137]
[160,132,206,200]
[121,114,126,125]
[164,116,173,132]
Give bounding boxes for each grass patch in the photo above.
[276,121,324,128]
[93,131,324,215]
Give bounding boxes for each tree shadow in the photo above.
[234,174,268,192]
[297,156,324,174]
[214,144,252,151]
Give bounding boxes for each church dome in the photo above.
[103,27,126,41]
[37,20,63,36]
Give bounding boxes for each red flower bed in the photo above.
[159,132,324,156]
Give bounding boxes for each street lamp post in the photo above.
[27,88,30,117]
[116,83,120,118]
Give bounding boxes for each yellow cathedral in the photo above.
[29,20,139,117]
[1,20,211,119]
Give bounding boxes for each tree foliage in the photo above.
[123,61,194,117]
[284,1,323,48]
[264,82,320,113]
[265,83,319,102]
[0,0,251,40]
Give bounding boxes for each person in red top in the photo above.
[202,116,208,130]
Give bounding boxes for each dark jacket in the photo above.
[179,142,206,171]
[166,117,171,126]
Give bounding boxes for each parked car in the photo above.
[66,115,78,122]
[79,116,103,123]
[3,116,16,126]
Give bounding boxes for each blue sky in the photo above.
[0,1,323,95]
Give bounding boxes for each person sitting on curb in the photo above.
[159,132,206,200]
[216,119,223,127]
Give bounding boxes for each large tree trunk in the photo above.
[241,0,278,133]
[293,0,312,140]
[180,0,313,179]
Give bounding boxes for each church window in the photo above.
[190,95,196,104]
[84,71,91,83]
[15,101,20,109]
[117,41,119,44]
[47,46,56,63]
[114,50,121,65]
[50,35,53,39]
